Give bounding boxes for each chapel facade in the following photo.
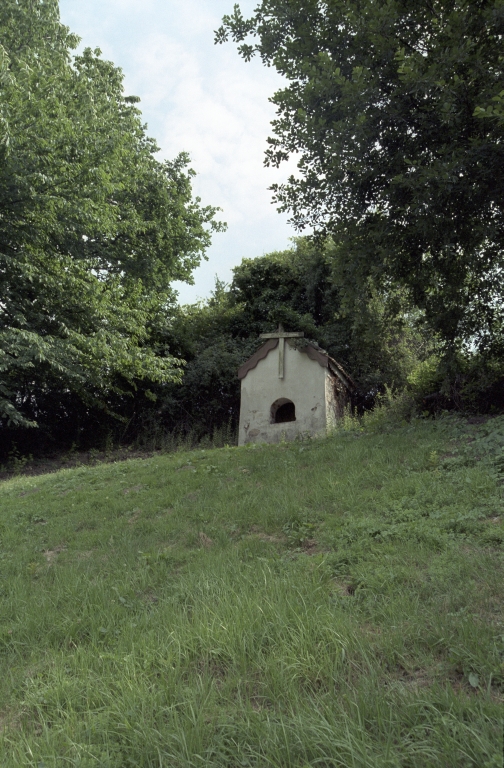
[237,327,354,446]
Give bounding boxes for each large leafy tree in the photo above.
[217,0,504,356]
[229,239,424,395]
[148,238,424,442]
[0,0,223,427]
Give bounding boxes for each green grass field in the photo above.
[0,416,503,767]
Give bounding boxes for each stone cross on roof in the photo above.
[260,323,304,379]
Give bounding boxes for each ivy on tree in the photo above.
[0,0,224,427]
[217,0,504,357]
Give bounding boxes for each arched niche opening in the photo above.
[271,398,296,424]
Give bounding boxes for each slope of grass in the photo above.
[0,416,503,767]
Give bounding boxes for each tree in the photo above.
[216,1,504,356]
[230,239,425,399]
[0,0,223,428]
[145,239,425,444]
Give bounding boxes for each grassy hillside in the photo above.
[0,416,503,767]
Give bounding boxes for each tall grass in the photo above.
[0,416,502,766]
[132,419,237,454]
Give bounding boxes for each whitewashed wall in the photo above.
[238,343,330,445]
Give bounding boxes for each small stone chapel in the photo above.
[237,325,355,446]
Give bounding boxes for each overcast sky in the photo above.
[58,0,298,304]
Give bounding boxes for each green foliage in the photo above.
[408,356,444,400]
[405,353,504,414]
[0,0,223,428]
[0,417,502,765]
[217,0,504,354]
[150,287,258,440]
[137,237,428,445]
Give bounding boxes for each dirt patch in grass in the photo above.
[360,623,383,637]
[156,507,174,517]
[301,538,320,553]
[76,550,94,560]
[43,545,66,564]
[267,533,287,544]
[249,696,269,711]
[331,581,358,596]
[138,590,159,604]
[59,486,82,496]
[18,487,39,497]
[123,485,144,495]
[247,526,287,545]
[75,519,98,532]
[254,533,286,543]
[197,658,227,684]
[387,666,433,691]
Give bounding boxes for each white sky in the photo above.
[58,0,298,304]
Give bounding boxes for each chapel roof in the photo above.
[237,338,356,392]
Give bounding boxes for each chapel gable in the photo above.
[237,325,354,445]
